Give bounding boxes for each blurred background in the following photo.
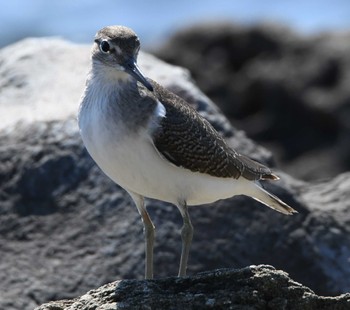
[2,1,350,183]
[1,0,350,48]
[1,2,350,309]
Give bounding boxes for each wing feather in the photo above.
[149,81,275,180]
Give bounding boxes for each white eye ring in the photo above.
[99,40,110,53]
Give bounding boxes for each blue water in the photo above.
[1,0,350,48]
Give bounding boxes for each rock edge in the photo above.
[35,265,350,310]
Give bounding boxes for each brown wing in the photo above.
[151,82,277,181]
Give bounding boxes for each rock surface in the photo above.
[154,22,350,181]
[0,24,349,310]
[35,266,350,310]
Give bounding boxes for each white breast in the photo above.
[78,77,247,206]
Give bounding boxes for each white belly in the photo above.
[80,120,249,206]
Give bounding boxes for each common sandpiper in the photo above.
[78,25,297,279]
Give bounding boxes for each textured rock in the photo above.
[154,22,350,181]
[35,266,350,310]
[0,27,349,310]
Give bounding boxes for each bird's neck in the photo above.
[78,62,154,134]
[80,62,139,109]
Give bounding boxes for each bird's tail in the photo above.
[247,182,298,215]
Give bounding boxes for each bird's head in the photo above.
[92,25,153,91]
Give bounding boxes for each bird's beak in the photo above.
[124,58,153,92]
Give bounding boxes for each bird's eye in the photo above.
[99,40,110,53]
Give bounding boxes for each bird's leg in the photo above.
[129,192,155,279]
[140,207,155,279]
[177,201,193,277]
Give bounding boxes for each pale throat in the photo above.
[91,60,132,86]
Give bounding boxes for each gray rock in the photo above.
[35,266,350,310]
[0,30,349,310]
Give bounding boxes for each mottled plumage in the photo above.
[78,25,297,280]
[149,81,277,180]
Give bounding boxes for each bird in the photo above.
[78,25,297,280]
